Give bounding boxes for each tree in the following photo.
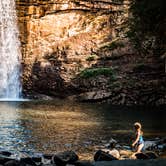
[127,0,166,56]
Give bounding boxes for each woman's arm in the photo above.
[132,131,140,147]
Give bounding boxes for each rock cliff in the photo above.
[16,0,166,104]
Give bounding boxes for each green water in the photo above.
[0,100,165,159]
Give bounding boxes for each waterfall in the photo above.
[0,0,22,99]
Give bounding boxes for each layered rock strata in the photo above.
[15,0,166,104]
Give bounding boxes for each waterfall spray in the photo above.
[0,0,22,99]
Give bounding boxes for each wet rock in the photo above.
[101,149,120,159]
[0,157,13,165]
[144,140,158,150]
[156,140,166,151]
[20,157,37,166]
[42,158,52,165]
[42,154,53,165]
[0,151,12,157]
[52,151,79,166]
[119,149,133,157]
[162,144,166,152]
[43,154,54,160]
[122,145,131,150]
[135,151,158,160]
[104,138,117,149]
[163,138,166,144]
[135,153,149,160]
[103,144,110,148]
[32,156,42,163]
[145,152,158,159]
[115,144,122,149]
[109,138,117,146]
[76,91,112,102]
[4,160,20,166]
[108,149,120,159]
[65,143,72,148]
[94,150,118,161]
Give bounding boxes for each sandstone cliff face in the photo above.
[16,0,166,104]
[16,0,130,92]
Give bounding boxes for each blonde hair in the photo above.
[134,122,142,129]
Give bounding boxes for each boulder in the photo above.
[135,151,158,160]
[94,150,118,161]
[20,157,37,166]
[43,154,54,160]
[31,156,42,163]
[135,153,149,160]
[119,149,133,158]
[4,160,20,166]
[76,91,112,102]
[0,157,13,165]
[106,138,117,149]
[145,152,158,159]
[108,149,120,159]
[52,151,79,166]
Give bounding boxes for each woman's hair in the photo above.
[134,122,142,130]
[134,122,143,135]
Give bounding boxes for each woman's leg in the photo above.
[136,143,144,153]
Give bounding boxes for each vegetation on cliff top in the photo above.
[127,0,166,56]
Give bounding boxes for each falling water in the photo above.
[0,0,22,99]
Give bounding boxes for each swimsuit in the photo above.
[138,135,144,145]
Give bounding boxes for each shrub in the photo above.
[79,67,116,79]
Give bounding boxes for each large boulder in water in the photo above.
[135,151,158,160]
[94,150,118,161]
[52,151,79,166]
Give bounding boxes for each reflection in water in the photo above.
[0,101,165,159]
[0,103,31,153]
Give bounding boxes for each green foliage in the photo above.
[127,0,166,55]
[79,68,116,79]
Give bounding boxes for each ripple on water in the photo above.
[0,101,165,159]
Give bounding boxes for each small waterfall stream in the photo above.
[0,0,22,99]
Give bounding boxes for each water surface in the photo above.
[0,100,165,159]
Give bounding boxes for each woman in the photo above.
[132,122,144,153]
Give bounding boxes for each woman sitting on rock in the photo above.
[132,122,144,153]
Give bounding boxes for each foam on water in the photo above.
[0,0,22,98]
[0,98,29,102]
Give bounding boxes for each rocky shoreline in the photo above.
[0,138,166,166]
[0,150,166,166]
